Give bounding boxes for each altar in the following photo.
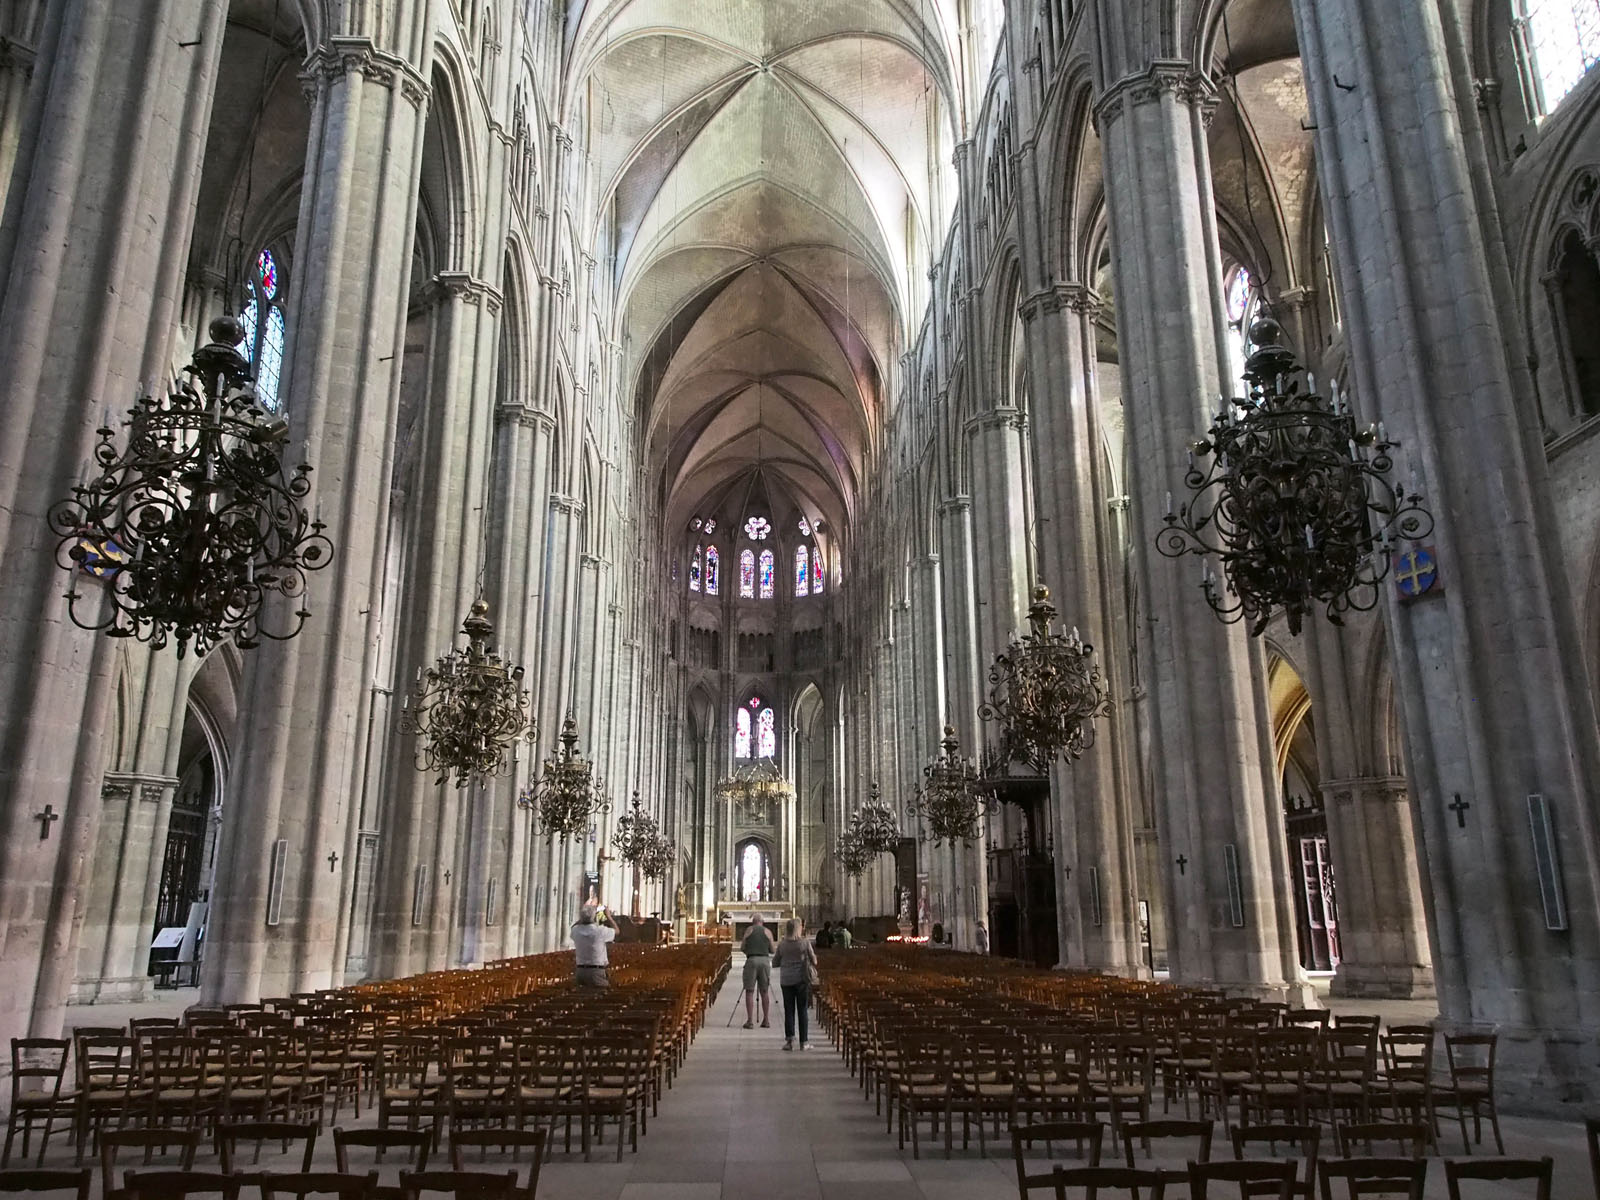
[715,904,794,938]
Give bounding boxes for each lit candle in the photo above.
[1305,525,1315,550]
[1164,491,1173,518]
[1307,372,1317,395]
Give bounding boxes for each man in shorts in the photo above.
[740,915,774,1028]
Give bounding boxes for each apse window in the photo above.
[795,545,809,597]
[740,549,755,598]
[1523,0,1600,112]
[744,515,771,540]
[689,544,702,591]
[758,549,775,599]
[1224,264,1256,397]
[705,546,720,595]
[735,707,752,758]
[241,247,287,411]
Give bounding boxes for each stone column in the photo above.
[1018,286,1145,975]
[1291,0,1600,1095]
[1094,62,1307,1000]
[0,0,43,216]
[0,0,227,1045]
[202,36,432,1004]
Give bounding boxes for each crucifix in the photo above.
[327,851,339,873]
[1447,794,1471,829]
[1175,854,1188,876]
[33,804,60,841]
[443,870,452,885]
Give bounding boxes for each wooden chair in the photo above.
[375,1040,442,1140]
[1442,1156,1552,1200]
[1230,1123,1319,1200]
[1316,1157,1427,1199]
[5,1040,74,1167]
[1190,1159,1298,1199]
[1435,1034,1503,1155]
[1239,1030,1317,1128]
[1119,1119,1213,1172]
[213,1122,318,1176]
[332,1127,432,1200]
[1012,1121,1104,1197]
[138,1038,220,1132]
[120,1174,240,1200]
[395,1172,516,1200]
[75,1038,146,1166]
[441,1039,511,1136]
[887,1030,950,1160]
[0,1169,93,1200]
[1044,1165,1166,1198]
[446,1131,544,1199]
[509,1039,580,1156]
[257,1174,379,1200]
[97,1129,201,1200]
[946,1033,1017,1158]
[579,1034,647,1162]
[1377,1028,1437,1151]
[1334,1124,1430,1159]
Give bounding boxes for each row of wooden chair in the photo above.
[0,1167,529,1200]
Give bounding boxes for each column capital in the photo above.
[965,406,1027,435]
[101,772,180,804]
[1093,61,1214,131]
[495,404,557,432]
[1322,775,1408,802]
[551,494,585,516]
[1019,282,1103,322]
[938,495,972,515]
[301,37,430,108]
[420,271,504,312]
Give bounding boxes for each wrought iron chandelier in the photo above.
[613,791,662,864]
[835,782,900,879]
[908,727,991,845]
[638,831,675,881]
[980,584,1112,773]
[714,757,796,805]
[1156,316,1433,636]
[399,599,533,787]
[835,814,875,879]
[526,715,610,840]
[47,315,333,658]
[855,782,901,854]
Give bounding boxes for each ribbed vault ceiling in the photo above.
[567,0,962,546]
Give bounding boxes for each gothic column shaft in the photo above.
[1095,63,1304,996]
[203,40,431,1003]
[1291,0,1600,1091]
[0,0,225,1044]
[1020,289,1145,974]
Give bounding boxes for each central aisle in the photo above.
[537,954,1016,1200]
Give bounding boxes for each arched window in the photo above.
[689,544,702,592]
[735,707,752,758]
[1553,228,1600,418]
[758,549,774,598]
[794,545,809,596]
[739,549,755,598]
[811,545,825,594]
[241,247,287,411]
[1224,264,1256,396]
[1523,0,1600,113]
[757,707,776,757]
[705,546,720,595]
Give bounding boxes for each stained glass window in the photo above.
[703,519,716,534]
[758,549,774,598]
[704,546,719,595]
[1526,0,1600,112]
[735,707,751,758]
[740,549,755,597]
[811,545,825,593]
[795,545,809,596]
[757,707,776,757]
[744,515,771,540]
[242,247,286,412]
[798,516,811,536]
[689,544,702,591]
[1224,265,1255,398]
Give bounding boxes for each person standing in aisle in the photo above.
[772,918,819,1051]
[740,914,775,1028]
[571,904,616,986]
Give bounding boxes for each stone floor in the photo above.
[29,962,1597,1198]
